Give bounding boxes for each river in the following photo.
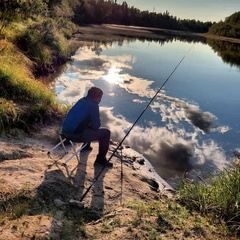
[52,34,240,185]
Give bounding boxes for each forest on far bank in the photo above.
[1,0,240,37]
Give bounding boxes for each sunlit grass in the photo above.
[0,18,80,131]
[1,41,52,100]
[0,41,65,130]
[178,159,240,232]
[84,198,232,239]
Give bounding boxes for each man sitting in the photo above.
[62,86,112,167]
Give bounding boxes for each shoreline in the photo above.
[73,24,240,44]
[122,146,174,191]
[0,127,174,238]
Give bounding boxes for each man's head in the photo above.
[87,86,103,104]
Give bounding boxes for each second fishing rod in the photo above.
[80,45,194,202]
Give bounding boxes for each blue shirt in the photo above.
[62,96,101,134]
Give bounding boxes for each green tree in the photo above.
[208,11,240,39]
[0,0,48,34]
[19,0,48,19]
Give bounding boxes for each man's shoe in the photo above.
[80,142,93,152]
[94,158,113,168]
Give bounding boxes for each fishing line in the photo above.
[80,45,194,202]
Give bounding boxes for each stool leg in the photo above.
[59,134,68,154]
[63,142,88,165]
[47,137,67,156]
[70,140,80,162]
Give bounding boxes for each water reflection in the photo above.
[86,35,240,70]
[207,39,240,68]
[102,65,124,84]
[53,36,240,184]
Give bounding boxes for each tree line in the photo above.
[208,11,240,38]
[1,0,239,37]
[0,0,210,34]
[73,0,212,32]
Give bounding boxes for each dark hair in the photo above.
[87,86,103,99]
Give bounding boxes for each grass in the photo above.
[0,98,17,130]
[0,185,33,221]
[0,40,66,131]
[0,161,239,239]
[178,158,240,233]
[0,40,53,100]
[84,198,232,239]
[0,17,78,132]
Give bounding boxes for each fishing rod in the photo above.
[80,45,194,202]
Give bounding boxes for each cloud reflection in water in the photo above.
[100,104,228,181]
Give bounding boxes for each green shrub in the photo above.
[15,19,72,68]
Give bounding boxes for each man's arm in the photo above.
[89,103,101,130]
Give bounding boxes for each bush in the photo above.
[14,19,72,76]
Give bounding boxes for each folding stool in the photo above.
[47,133,87,165]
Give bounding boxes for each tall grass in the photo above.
[0,17,80,131]
[12,19,77,77]
[0,40,65,130]
[0,98,17,130]
[16,20,63,64]
[178,159,240,232]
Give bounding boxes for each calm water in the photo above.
[54,37,240,184]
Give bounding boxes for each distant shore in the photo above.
[72,24,240,44]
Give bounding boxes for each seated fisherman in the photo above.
[62,86,112,167]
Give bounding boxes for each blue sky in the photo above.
[117,0,240,22]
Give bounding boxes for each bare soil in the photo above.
[0,122,173,239]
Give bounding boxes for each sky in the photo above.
[117,0,240,22]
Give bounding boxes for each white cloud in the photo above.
[100,106,229,179]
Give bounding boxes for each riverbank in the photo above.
[1,123,238,239]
